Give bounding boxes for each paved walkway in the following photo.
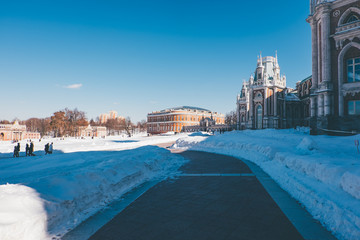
[89,150,335,240]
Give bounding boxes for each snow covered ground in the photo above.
[171,129,360,240]
[0,133,188,240]
[2,130,360,240]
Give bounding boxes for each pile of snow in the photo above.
[0,134,187,239]
[296,137,318,153]
[170,132,210,150]
[173,128,360,240]
[0,184,48,240]
[188,132,212,137]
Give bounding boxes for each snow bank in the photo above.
[0,184,48,240]
[170,132,209,150]
[173,129,360,240]
[0,135,187,239]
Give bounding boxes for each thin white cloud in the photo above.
[65,83,83,89]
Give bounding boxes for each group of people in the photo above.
[13,143,20,157]
[13,141,53,157]
[44,142,53,155]
[26,142,35,156]
[13,142,35,157]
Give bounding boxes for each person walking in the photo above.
[29,141,35,156]
[44,143,49,155]
[49,142,53,154]
[13,145,18,158]
[16,143,20,157]
[25,143,29,156]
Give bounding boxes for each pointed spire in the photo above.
[259,51,263,66]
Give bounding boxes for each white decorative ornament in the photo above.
[333,10,340,17]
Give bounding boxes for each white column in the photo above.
[236,100,240,130]
[249,91,253,128]
[264,90,268,116]
[263,89,268,128]
[274,88,278,116]
[324,93,331,116]
[311,19,318,89]
[310,96,317,117]
[321,8,331,84]
[318,94,324,117]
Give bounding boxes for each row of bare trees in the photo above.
[2,108,147,138]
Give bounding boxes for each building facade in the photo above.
[236,54,287,130]
[307,0,360,134]
[78,125,107,138]
[0,121,41,141]
[147,106,225,134]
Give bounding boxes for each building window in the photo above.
[348,100,360,115]
[347,58,360,82]
[346,15,359,24]
[256,105,263,129]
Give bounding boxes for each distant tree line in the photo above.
[225,111,237,127]
[1,108,147,138]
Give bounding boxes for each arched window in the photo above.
[256,105,263,129]
[338,7,360,26]
[346,15,359,24]
[347,57,360,82]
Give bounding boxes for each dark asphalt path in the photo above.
[89,150,304,240]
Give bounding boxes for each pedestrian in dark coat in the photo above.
[13,146,18,158]
[16,143,20,157]
[29,142,35,156]
[25,144,29,156]
[44,143,49,155]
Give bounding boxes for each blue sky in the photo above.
[0,0,312,122]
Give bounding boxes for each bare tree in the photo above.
[64,108,88,137]
[22,118,51,137]
[124,117,133,137]
[136,120,147,132]
[105,118,120,135]
[225,111,237,126]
